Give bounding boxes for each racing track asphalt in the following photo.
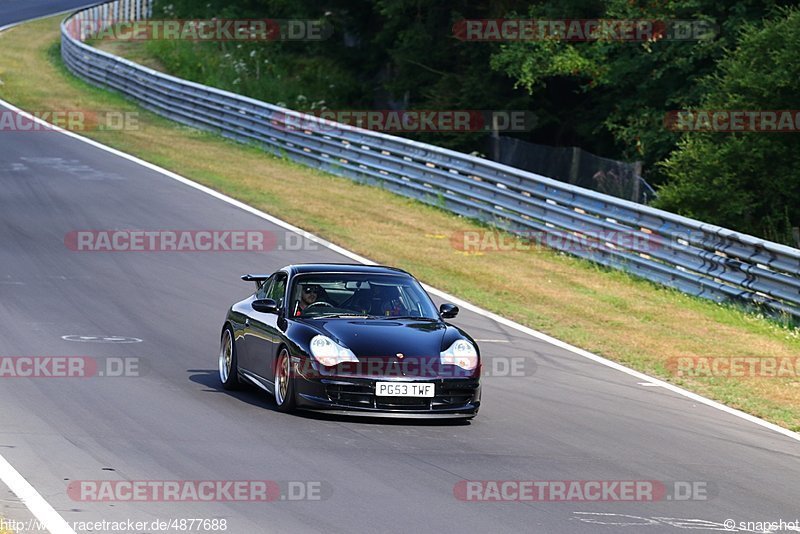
[0,1,98,30]
[0,5,798,533]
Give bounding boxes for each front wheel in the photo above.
[274,347,296,412]
[219,326,241,390]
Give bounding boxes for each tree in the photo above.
[655,7,800,243]
[489,0,795,182]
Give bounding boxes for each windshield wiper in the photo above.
[309,313,373,319]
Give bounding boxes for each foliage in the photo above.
[655,7,800,242]
[147,0,800,242]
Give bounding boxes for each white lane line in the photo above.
[474,339,510,343]
[1,83,799,446]
[0,455,75,534]
[61,334,143,343]
[1,7,103,534]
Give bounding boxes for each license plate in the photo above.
[375,382,434,397]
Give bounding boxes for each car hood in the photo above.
[311,318,447,358]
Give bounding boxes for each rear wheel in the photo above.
[219,326,241,390]
[274,347,296,412]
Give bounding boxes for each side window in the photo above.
[268,274,287,308]
[256,276,273,300]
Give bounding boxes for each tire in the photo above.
[219,326,241,390]
[273,347,296,412]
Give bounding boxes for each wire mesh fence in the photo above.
[486,136,655,204]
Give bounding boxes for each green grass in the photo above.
[1,16,799,431]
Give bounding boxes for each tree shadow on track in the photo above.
[188,369,473,427]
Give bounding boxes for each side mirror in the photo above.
[252,298,279,314]
[439,303,459,318]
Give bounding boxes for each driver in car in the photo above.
[295,284,325,316]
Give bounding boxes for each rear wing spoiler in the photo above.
[241,274,271,289]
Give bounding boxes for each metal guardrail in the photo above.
[60,0,800,320]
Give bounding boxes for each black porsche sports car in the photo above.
[219,264,481,418]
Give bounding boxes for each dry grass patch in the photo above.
[1,16,800,430]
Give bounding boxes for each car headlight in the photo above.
[440,339,478,370]
[309,335,359,367]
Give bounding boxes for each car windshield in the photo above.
[289,273,440,319]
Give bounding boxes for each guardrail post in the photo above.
[632,161,642,203]
[569,147,581,185]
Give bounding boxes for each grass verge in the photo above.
[1,16,799,430]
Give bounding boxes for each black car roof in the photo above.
[286,263,411,276]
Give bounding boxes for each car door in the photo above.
[239,275,272,373]
[248,272,287,384]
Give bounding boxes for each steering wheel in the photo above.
[305,301,334,310]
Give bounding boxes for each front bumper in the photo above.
[294,375,481,418]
